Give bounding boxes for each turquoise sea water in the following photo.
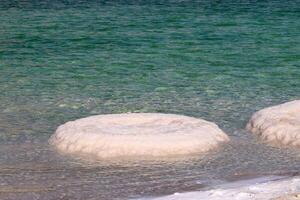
[0,1,300,199]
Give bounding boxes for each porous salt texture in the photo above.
[246,100,300,147]
[49,113,229,158]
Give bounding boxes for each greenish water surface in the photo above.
[0,1,300,199]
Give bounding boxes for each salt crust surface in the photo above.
[49,113,229,158]
[142,176,300,200]
[247,100,300,147]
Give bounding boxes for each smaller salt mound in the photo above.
[246,100,300,147]
[49,113,229,158]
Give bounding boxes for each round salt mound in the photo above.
[49,113,229,158]
[247,100,300,147]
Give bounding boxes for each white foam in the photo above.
[246,100,300,147]
[49,113,229,159]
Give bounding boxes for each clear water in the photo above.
[0,0,300,199]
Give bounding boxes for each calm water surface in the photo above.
[0,0,300,199]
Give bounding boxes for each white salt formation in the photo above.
[49,113,229,158]
[247,100,300,147]
[143,176,300,200]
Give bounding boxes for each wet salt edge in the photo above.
[138,176,300,200]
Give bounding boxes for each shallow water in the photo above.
[0,0,300,199]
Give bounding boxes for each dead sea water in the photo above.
[0,0,300,199]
